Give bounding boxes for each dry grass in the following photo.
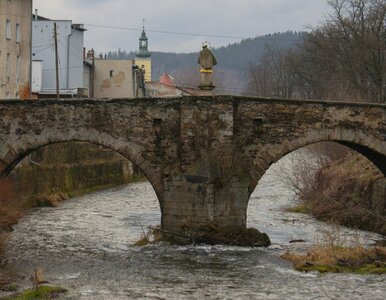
[0,179,23,254]
[0,233,9,255]
[279,143,385,234]
[134,230,151,247]
[282,245,386,274]
[0,180,22,229]
[133,226,164,246]
[282,226,386,274]
[0,272,15,291]
[306,153,385,234]
[29,267,46,291]
[31,192,68,208]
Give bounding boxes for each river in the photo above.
[2,159,385,299]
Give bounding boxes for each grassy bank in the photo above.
[0,285,67,300]
[0,267,67,299]
[282,244,386,274]
[292,153,385,235]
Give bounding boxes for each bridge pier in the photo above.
[161,176,250,232]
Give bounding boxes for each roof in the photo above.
[72,24,87,32]
[33,15,51,21]
[159,73,176,87]
[33,15,86,31]
[146,81,200,97]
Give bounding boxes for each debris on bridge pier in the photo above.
[152,225,271,247]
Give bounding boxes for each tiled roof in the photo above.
[159,73,176,87]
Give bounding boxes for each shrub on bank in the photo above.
[0,179,22,253]
[281,143,385,235]
[302,153,385,235]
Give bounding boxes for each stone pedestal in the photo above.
[198,69,215,95]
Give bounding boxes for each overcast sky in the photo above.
[33,0,331,54]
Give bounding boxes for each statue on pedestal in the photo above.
[198,44,217,92]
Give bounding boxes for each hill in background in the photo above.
[106,31,304,94]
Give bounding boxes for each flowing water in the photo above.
[2,160,385,299]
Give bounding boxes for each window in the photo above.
[6,20,11,40]
[6,53,10,79]
[16,55,20,84]
[16,23,21,43]
[110,70,114,78]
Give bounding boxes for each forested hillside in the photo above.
[106,31,303,93]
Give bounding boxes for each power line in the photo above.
[84,23,304,42]
[84,23,246,39]
[33,44,54,54]
[42,65,83,72]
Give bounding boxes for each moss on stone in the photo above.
[285,204,311,214]
[0,285,67,300]
[296,263,386,274]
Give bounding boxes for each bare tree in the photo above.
[305,0,386,102]
[247,44,300,98]
[247,0,386,103]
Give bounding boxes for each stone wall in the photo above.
[11,142,137,202]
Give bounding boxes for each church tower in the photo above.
[135,22,152,82]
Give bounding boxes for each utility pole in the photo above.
[54,22,60,99]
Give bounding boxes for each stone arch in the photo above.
[248,128,386,193]
[0,131,164,204]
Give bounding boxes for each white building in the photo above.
[32,14,86,97]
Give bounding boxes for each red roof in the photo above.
[159,73,176,87]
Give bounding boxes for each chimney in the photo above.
[34,9,38,20]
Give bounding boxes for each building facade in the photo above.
[0,0,33,100]
[32,15,86,97]
[93,58,135,98]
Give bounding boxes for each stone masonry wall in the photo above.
[0,97,385,232]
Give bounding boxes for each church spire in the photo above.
[136,19,151,58]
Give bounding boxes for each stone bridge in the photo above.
[0,96,385,232]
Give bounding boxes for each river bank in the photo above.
[282,244,386,274]
[0,143,141,265]
[290,153,385,235]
